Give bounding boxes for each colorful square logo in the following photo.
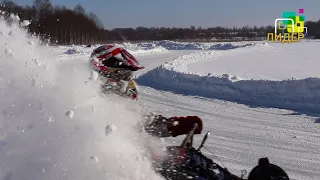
[274,8,308,36]
[282,11,306,33]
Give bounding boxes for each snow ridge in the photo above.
[59,40,256,56]
[137,45,320,114]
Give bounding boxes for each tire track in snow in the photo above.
[138,86,320,180]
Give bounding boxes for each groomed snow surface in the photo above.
[137,41,320,114]
[1,15,320,180]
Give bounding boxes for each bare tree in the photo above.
[74,4,85,15]
[88,12,104,29]
[33,0,53,18]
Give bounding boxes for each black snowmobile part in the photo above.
[180,123,198,148]
[156,123,236,180]
[247,158,289,180]
[143,115,203,138]
[154,123,290,180]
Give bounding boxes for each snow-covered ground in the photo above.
[0,15,320,180]
[187,42,320,80]
[137,41,320,114]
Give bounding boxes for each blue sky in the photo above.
[13,0,320,29]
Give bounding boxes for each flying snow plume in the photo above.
[0,15,163,180]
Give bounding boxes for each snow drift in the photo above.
[0,16,163,180]
[59,42,169,56]
[58,40,256,56]
[134,40,256,50]
[137,43,320,114]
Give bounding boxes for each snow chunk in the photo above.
[27,40,34,45]
[5,49,13,56]
[89,156,99,163]
[21,20,30,27]
[231,75,240,81]
[9,13,20,22]
[47,116,54,123]
[33,58,41,66]
[105,124,118,135]
[65,110,74,118]
[222,73,230,79]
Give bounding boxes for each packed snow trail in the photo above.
[138,86,320,180]
[0,17,164,180]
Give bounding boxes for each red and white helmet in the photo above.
[90,45,144,72]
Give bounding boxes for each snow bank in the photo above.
[137,44,320,113]
[207,42,255,50]
[187,41,320,81]
[59,42,168,56]
[58,40,256,57]
[0,16,163,180]
[138,67,320,113]
[117,42,168,54]
[138,40,256,50]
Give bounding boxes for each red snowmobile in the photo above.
[143,115,290,180]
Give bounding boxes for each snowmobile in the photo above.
[143,116,290,180]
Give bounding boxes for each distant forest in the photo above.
[1,0,320,45]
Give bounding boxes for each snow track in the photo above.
[138,87,320,180]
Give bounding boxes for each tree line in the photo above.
[0,0,108,44]
[1,0,320,45]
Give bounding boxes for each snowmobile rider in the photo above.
[89,47,214,178]
[89,45,144,99]
[89,45,204,137]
